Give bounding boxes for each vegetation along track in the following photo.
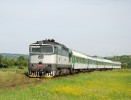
[0,79,42,89]
[0,70,86,90]
[0,72,45,90]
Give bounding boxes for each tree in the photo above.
[2,58,9,68]
[121,63,128,69]
[17,56,28,69]
[106,55,131,69]
[8,59,16,67]
[0,55,3,65]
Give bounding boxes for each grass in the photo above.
[0,68,131,100]
[0,67,28,73]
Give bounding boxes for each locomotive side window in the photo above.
[54,46,58,54]
[57,46,69,57]
[62,49,69,57]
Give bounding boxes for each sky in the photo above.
[0,0,131,56]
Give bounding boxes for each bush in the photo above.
[0,55,28,68]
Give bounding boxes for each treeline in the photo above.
[0,55,28,69]
[0,54,131,69]
[105,55,131,68]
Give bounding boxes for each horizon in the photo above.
[0,52,130,58]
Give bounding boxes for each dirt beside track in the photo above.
[0,79,42,89]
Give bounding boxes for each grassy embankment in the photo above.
[0,68,131,100]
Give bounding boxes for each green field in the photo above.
[0,68,131,100]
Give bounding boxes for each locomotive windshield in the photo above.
[31,46,41,53]
[41,45,53,53]
[30,45,53,54]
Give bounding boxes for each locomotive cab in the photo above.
[28,39,72,77]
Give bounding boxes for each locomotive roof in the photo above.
[31,39,68,48]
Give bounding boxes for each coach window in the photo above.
[93,60,95,64]
[77,57,79,63]
[80,58,82,63]
[87,59,88,64]
[82,58,84,63]
[83,59,85,63]
[75,57,77,62]
[79,57,81,63]
[98,61,100,65]
[78,57,80,63]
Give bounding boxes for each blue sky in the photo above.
[0,0,131,56]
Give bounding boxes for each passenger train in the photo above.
[28,39,121,77]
